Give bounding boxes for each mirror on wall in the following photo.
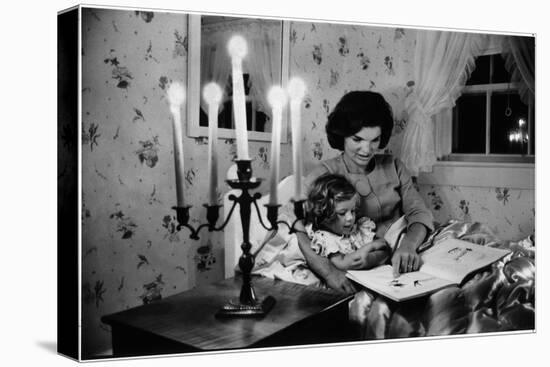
[186,14,290,142]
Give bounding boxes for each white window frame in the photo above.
[442,50,535,164]
[186,14,290,143]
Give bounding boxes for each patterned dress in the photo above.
[306,217,377,258]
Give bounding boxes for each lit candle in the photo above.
[287,77,306,200]
[227,35,250,160]
[267,86,288,205]
[167,82,186,207]
[203,82,223,206]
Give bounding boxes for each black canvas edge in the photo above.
[57,6,80,361]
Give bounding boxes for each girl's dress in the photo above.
[306,217,377,257]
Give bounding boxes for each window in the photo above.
[449,53,534,163]
[199,73,269,132]
[186,14,290,142]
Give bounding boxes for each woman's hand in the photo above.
[391,223,428,277]
[324,267,357,294]
[391,242,422,277]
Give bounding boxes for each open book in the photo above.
[346,238,511,302]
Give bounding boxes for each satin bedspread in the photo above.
[348,220,535,339]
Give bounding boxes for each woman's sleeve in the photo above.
[394,158,435,232]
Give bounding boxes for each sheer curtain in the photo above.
[245,22,281,117]
[200,32,232,115]
[200,19,281,119]
[502,36,535,105]
[400,30,486,176]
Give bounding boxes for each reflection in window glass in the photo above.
[197,16,281,133]
[452,94,486,153]
[490,92,528,154]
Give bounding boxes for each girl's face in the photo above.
[343,126,382,170]
[323,196,357,236]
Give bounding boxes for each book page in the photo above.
[419,238,510,284]
[347,265,455,302]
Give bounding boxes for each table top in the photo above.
[102,276,351,351]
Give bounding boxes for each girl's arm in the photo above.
[295,229,357,293]
[329,239,390,271]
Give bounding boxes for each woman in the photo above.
[296,91,434,293]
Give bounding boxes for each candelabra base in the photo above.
[215,296,276,318]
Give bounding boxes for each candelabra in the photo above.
[172,160,305,318]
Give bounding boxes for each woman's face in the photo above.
[343,126,382,169]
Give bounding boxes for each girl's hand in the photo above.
[391,242,422,277]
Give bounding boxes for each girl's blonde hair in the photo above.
[305,174,357,230]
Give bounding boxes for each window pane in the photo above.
[199,101,233,128]
[490,91,529,154]
[452,94,486,153]
[466,55,490,85]
[491,54,511,83]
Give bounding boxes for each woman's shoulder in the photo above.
[374,153,397,166]
[306,156,345,180]
[374,153,407,173]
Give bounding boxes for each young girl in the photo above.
[305,174,390,271]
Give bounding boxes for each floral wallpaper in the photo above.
[418,185,534,241]
[78,10,534,358]
[288,21,415,168]
[80,8,292,357]
[288,20,534,240]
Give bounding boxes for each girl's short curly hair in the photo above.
[305,174,357,231]
[326,91,394,150]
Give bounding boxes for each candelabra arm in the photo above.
[252,199,306,235]
[172,206,202,239]
[173,204,227,240]
[252,200,279,232]
[210,199,239,232]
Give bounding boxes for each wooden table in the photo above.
[101,276,355,357]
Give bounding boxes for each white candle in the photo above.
[167,82,186,207]
[287,77,306,200]
[227,35,250,160]
[267,86,288,205]
[203,83,223,206]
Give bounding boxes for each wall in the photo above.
[79,11,534,358]
[80,8,293,358]
[417,163,535,241]
[288,20,534,242]
[288,21,415,167]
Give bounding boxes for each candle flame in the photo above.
[518,118,526,127]
[203,82,223,105]
[227,35,248,60]
[267,86,288,108]
[167,82,186,107]
[287,77,306,101]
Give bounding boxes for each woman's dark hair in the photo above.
[305,174,357,230]
[326,91,394,150]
